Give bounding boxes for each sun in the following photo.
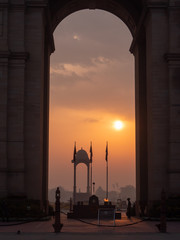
[113,120,124,130]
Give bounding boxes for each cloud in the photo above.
[50,53,134,120]
[92,56,111,64]
[50,56,125,79]
[50,62,96,77]
[50,10,135,120]
[83,118,100,123]
[51,10,133,66]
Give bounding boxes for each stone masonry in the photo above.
[0,0,180,214]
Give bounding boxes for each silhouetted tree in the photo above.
[119,185,136,202]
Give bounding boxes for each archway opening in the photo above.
[76,163,88,193]
[49,9,136,203]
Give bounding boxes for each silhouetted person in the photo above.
[140,201,146,217]
[155,223,161,231]
[127,198,131,219]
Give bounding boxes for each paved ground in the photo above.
[0,213,180,240]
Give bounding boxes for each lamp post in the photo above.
[53,187,63,233]
[105,142,108,201]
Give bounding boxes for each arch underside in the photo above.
[49,0,144,36]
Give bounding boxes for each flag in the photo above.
[90,141,93,162]
[105,141,108,161]
[73,142,76,162]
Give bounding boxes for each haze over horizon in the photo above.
[49,10,135,192]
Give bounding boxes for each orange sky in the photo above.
[49,10,135,192]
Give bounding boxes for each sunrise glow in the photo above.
[49,10,135,191]
[113,120,124,130]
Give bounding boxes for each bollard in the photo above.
[53,187,63,233]
[160,189,167,233]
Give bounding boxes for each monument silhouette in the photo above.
[72,143,92,204]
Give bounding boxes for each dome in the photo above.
[74,148,90,166]
[76,149,89,161]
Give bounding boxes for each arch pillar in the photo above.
[0,0,9,195]
[130,1,177,214]
[87,165,90,193]
[131,27,148,211]
[145,4,169,204]
[73,163,77,204]
[0,2,28,198]
[166,4,180,196]
[24,3,47,207]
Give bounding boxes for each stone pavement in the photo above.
[0,213,180,240]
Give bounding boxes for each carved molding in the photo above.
[10,52,29,61]
[88,0,96,9]
[0,1,49,9]
[0,3,9,9]
[0,168,7,173]
[165,53,180,61]
[26,0,48,8]
[0,51,29,61]
[146,1,168,8]
[147,1,180,8]
[130,7,147,53]
[0,168,25,173]
[165,53,180,65]
[168,170,180,174]
[9,4,25,11]
[0,51,10,58]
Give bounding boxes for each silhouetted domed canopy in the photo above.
[75,148,90,166]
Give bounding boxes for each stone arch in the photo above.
[0,0,179,216]
[49,0,143,36]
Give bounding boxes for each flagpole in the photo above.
[106,141,108,200]
[91,158,92,195]
[106,156,108,200]
[73,142,76,204]
[90,141,93,195]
